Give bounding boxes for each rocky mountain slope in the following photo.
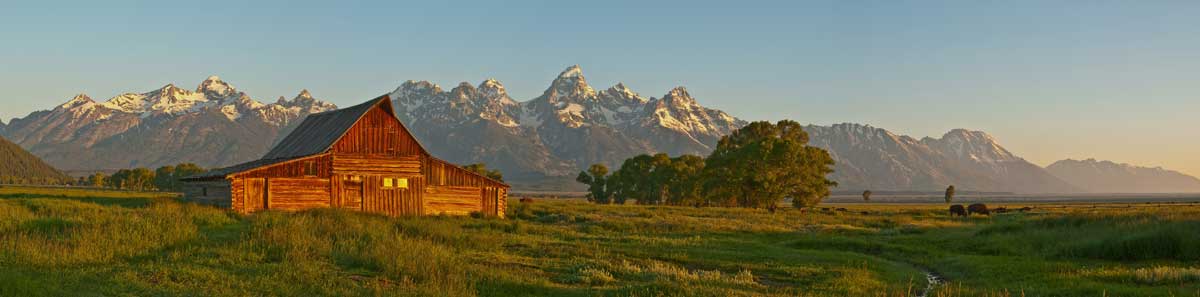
[388,65,746,184]
[804,123,1080,193]
[0,76,336,171]
[1047,159,1200,193]
[0,135,70,184]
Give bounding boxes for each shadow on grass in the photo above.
[0,193,160,208]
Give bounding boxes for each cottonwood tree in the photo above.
[576,164,612,204]
[702,120,837,210]
[462,163,504,181]
[945,185,956,204]
[863,190,872,202]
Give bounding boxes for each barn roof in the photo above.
[261,96,387,160]
[181,157,299,181]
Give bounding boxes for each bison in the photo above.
[519,198,535,204]
[993,207,1009,214]
[949,204,967,217]
[967,203,990,216]
[1018,206,1033,212]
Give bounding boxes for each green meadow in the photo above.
[1,186,1198,296]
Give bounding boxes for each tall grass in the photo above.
[1,190,1198,296]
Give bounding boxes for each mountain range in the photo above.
[0,76,336,171]
[1047,159,1200,193]
[2,66,1196,193]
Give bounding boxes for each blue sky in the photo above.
[1,1,1198,175]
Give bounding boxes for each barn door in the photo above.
[245,178,267,212]
[342,175,363,210]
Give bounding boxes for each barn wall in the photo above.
[331,155,421,176]
[424,186,481,215]
[360,175,425,216]
[267,178,331,211]
[422,157,508,217]
[181,180,232,207]
[330,107,423,158]
[231,178,244,213]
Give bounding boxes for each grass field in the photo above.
[1,188,1198,296]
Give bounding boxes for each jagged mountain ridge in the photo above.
[804,123,1081,193]
[6,67,1181,194]
[0,76,337,171]
[388,65,746,183]
[1047,159,1200,193]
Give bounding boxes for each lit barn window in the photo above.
[382,177,409,189]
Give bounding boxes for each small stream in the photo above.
[916,268,944,297]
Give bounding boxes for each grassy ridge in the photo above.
[0,189,1198,296]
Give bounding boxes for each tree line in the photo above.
[83,163,206,192]
[576,120,837,210]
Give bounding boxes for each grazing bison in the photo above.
[1018,206,1033,212]
[993,207,1009,214]
[519,198,535,204]
[967,203,990,216]
[949,205,967,217]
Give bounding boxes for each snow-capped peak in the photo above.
[558,65,584,79]
[603,83,646,103]
[59,94,95,109]
[479,78,518,105]
[197,75,236,98]
[297,89,313,99]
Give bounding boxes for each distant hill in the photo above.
[0,135,70,184]
[1047,159,1200,193]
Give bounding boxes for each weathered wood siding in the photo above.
[330,107,423,158]
[331,155,421,176]
[425,186,481,215]
[181,180,232,207]
[267,178,331,210]
[358,175,425,216]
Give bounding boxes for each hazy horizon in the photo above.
[2,1,1197,176]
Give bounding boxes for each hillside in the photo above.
[0,135,70,184]
[1047,158,1200,193]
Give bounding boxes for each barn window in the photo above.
[382,177,409,189]
[303,161,316,176]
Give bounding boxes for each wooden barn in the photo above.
[180,95,508,217]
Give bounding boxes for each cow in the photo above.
[949,204,967,217]
[968,203,990,216]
